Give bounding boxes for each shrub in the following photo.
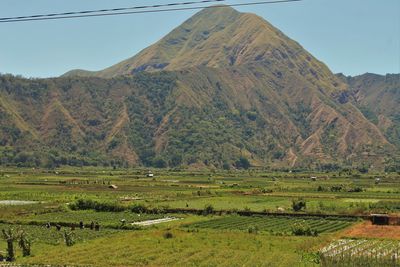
[292,199,306,212]
[357,166,369,173]
[248,225,259,234]
[330,185,343,192]
[348,187,363,193]
[130,203,148,213]
[291,222,318,236]
[163,231,173,239]
[63,230,75,246]
[70,199,125,212]
[262,188,273,193]
[222,161,231,170]
[244,206,252,212]
[203,204,214,215]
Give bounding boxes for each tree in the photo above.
[235,157,251,170]
[153,157,167,168]
[246,111,257,121]
[272,151,285,160]
[18,230,31,257]
[2,228,16,261]
[170,154,182,167]
[203,204,214,215]
[222,161,231,170]
[357,166,369,174]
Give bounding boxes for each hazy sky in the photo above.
[0,0,399,78]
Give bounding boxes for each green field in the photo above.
[186,215,356,235]
[0,167,399,266]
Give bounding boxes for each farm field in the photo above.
[0,167,399,266]
[320,239,400,266]
[0,0,399,266]
[186,215,357,235]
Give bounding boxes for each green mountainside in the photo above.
[1,6,398,170]
[337,73,400,170]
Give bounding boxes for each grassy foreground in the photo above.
[20,228,326,267]
[0,167,399,266]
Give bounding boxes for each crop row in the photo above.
[187,215,355,234]
[320,239,400,267]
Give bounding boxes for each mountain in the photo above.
[63,6,335,80]
[1,6,398,170]
[338,73,400,151]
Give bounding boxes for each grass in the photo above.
[20,229,326,267]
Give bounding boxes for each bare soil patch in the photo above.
[341,220,400,239]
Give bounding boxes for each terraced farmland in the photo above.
[320,239,400,266]
[186,215,357,234]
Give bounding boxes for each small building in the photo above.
[311,176,317,181]
[147,171,154,177]
[371,214,389,225]
[371,214,400,225]
[109,184,118,189]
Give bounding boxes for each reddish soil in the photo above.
[341,221,400,239]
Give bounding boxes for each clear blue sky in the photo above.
[0,0,399,78]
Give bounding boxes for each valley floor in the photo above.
[0,167,399,266]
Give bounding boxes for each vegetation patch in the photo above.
[320,239,400,266]
[185,215,356,235]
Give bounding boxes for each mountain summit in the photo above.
[1,6,398,169]
[64,6,332,80]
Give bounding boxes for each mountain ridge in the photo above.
[0,6,399,170]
